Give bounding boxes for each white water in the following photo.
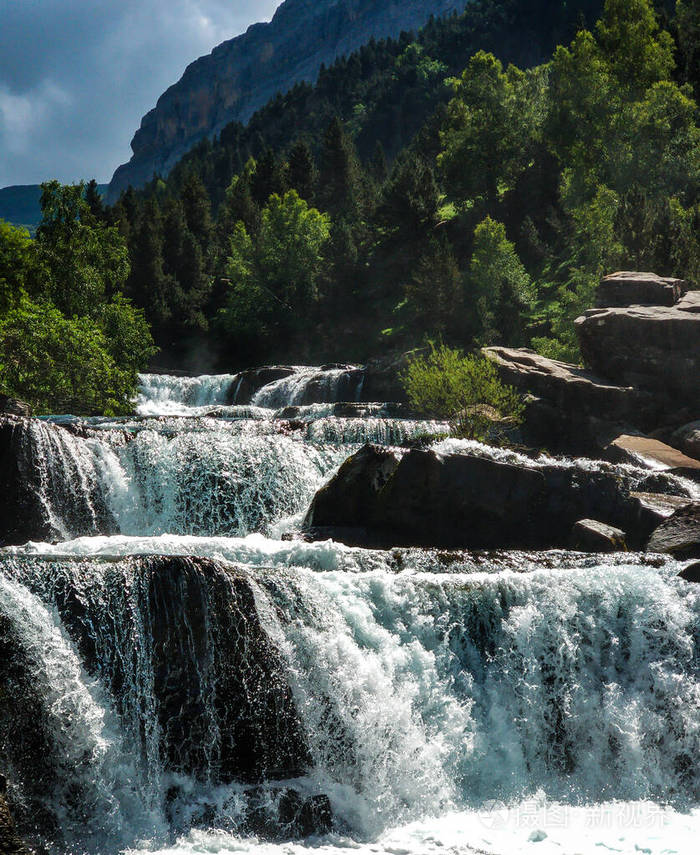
[251,366,363,408]
[136,373,240,416]
[3,548,699,854]
[2,371,699,855]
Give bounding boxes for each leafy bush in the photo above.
[402,343,523,442]
[0,297,134,415]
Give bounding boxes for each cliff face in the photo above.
[107,0,461,199]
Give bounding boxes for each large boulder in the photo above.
[647,503,700,559]
[676,291,700,313]
[304,444,658,550]
[574,305,700,410]
[670,421,700,460]
[631,492,693,531]
[0,417,55,547]
[0,555,322,848]
[482,346,659,450]
[0,416,116,547]
[679,562,700,583]
[52,555,312,784]
[595,271,686,308]
[304,444,401,541]
[361,352,419,403]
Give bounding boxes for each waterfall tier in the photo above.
[1,368,699,855]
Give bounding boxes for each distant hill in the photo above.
[107,0,463,200]
[0,184,109,233]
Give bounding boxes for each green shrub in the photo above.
[402,343,523,442]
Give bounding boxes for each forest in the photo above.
[0,0,698,414]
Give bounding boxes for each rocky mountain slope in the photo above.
[107,0,462,200]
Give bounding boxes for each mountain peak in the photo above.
[107,0,461,200]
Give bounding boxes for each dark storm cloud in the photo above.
[0,0,281,186]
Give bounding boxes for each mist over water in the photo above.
[2,370,699,855]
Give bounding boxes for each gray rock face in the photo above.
[595,271,686,308]
[647,503,700,559]
[671,421,700,459]
[108,0,460,198]
[483,346,658,423]
[0,396,31,417]
[574,305,700,409]
[482,346,659,451]
[676,291,700,313]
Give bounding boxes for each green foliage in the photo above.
[466,217,535,345]
[0,220,36,314]
[96,0,699,374]
[100,294,158,375]
[36,181,130,317]
[0,296,134,415]
[0,185,156,415]
[219,191,330,355]
[439,52,547,205]
[402,343,523,441]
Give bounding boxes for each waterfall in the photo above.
[251,366,365,408]
[1,549,699,854]
[136,374,239,416]
[2,366,700,855]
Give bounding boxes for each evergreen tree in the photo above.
[317,118,363,217]
[287,140,317,202]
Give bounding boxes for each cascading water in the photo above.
[1,371,699,855]
[136,373,240,416]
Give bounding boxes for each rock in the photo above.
[678,561,700,582]
[670,421,700,460]
[574,305,700,409]
[647,503,700,559]
[1,555,315,847]
[0,787,31,855]
[361,351,421,403]
[0,416,55,546]
[0,395,31,417]
[604,434,700,471]
[676,291,700,313]
[570,519,627,552]
[291,368,364,406]
[230,366,297,404]
[304,444,401,532]
[107,0,459,197]
[242,788,333,839]
[80,556,311,783]
[595,271,686,308]
[482,346,659,450]
[630,492,693,530]
[0,416,116,547]
[305,445,655,549]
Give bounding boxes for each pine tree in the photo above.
[287,140,317,202]
[317,118,363,217]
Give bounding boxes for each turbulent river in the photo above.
[1,367,699,855]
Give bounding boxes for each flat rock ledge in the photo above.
[482,346,659,451]
[574,305,700,407]
[595,271,687,308]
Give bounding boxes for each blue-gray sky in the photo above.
[0,0,281,188]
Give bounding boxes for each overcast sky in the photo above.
[0,0,281,188]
